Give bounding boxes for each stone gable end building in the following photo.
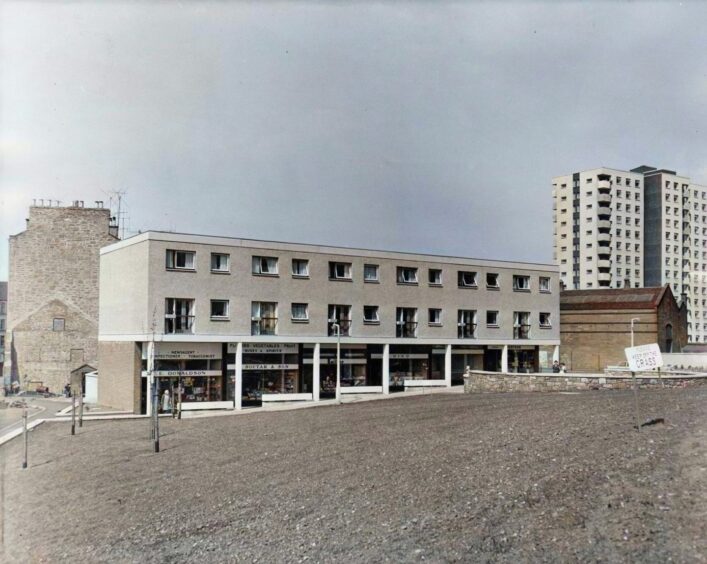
[3,204,118,392]
[560,285,688,372]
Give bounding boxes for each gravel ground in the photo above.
[1,388,706,563]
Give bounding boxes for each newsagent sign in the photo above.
[624,344,663,372]
[143,342,222,360]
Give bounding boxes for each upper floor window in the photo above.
[513,311,531,339]
[396,307,418,338]
[458,271,478,288]
[292,259,309,278]
[251,301,277,335]
[428,268,443,286]
[165,298,195,334]
[210,300,230,320]
[210,253,230,273]
[328,304,352,336]
[52,318,65,331]
[539,277,551,292]
[252,256,278,276]
[428,308,442,326]
[166,249,195,270]
[539,312,552,328]
[397,267,418,285]
[513,275,531,291]
[457,310,477,338]
[364,264,379,282]
[363,305,380,324]
[486,273,499,289]
[329,261,352,281]
[291,303,309,322]
[486,310,499,327]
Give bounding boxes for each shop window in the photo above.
[210,300,230,320]
[457,310,477,338]
[328,305,352,336]
[428,308,442,326]
[165,299,195,334]
[539,277,551,292]
[210,253,230,273]
[364,264,379,282]
[397,267,418,285]
[329,261,352,281]
[291,303,309,322]
[166,249,195,270]
[458,271,477,288]
[486,310,499,327]
[396,308,417,338]
[513,275,531,291]
[252,256,278,276]
[513,311,531,339]
[251,302,277,335]
[428,268,443,286]
[363,305,379,324]
[292,259,309,277]
[486,273,499,289]
[52,318,65,331]
[539,312,551,328]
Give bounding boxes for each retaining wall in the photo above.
[463,370,707,393]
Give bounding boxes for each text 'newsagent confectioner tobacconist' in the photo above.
[97,232,560,413]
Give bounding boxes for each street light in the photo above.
[630,317,641,348]
[330,321,341,404]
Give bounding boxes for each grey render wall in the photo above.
[643,173,664,287]
[100,232,560,344]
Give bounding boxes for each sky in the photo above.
[2,1,707,280]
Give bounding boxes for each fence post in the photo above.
[631,371,641,432]
[22,408,28,469]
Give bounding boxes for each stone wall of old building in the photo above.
[3,205,118,392]
[657,292,688,352]
[97,341,142,412]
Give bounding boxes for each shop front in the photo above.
[376,345,446,391]
[451,346,485,384]
[142,342,225,413]
[303,344,382,398]
[508,345,539,373]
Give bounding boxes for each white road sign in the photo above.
[624,344,663,372]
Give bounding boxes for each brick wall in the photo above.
[3,206,117,391]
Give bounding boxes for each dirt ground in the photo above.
[1,388,706,563]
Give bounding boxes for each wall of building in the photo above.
[97,341,142,412]
[4,205,117,391]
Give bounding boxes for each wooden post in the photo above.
[71,393,76,436]
[78,386,84,428]
[631,371,641,432]
[22,408,28,469]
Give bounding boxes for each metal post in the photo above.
[658,367,663,389]
[631,371,641,432]
[22,408,28,469]
[71,392,76,436]
[153,381,160,453]
[333,323,341,404]
[78,385,84,428]
[178,383,182,420]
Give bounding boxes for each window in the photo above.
[539,277,551,292]
[328,305,352,336]
[329,261,352,280]
[291,303,309,322]
[486,273,499,288]
[428,308,442,326]
[458,271,477,288]
[397,267,418,284]
[539,312,552,328]
[249,302,278,335]
[165,299,195,334]
[457,310,477,338]
[363,305,379,324]
[428,268,443,285]
[486,310,499,327]
[292,259,309,277]
[166,249,195,270]
[513,275,531,291]
[363,264,379,282]
[252,256,278,275]
[513,311,531,339]
[396,307,418,338]
[210,253,230,273]
[52,318,65,332]
[210,300,230,320]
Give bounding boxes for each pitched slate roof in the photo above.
[560,285,672,311]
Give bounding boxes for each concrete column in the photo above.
[313,343,321,402]
[501,345,509,373]
[552,345,560,363]
[444,344,452,387]
[382,343,390,395]
[235,342,243,410]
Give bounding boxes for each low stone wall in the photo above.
[463,370,707,393]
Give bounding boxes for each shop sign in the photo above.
[453,349,484,355]
[143,370,222,377]
[370,353,428,360]
[242,363,299,370]
[145,342,222,360]
[509,346,536,351]
[487,345,504,350]
[229,343,298,354]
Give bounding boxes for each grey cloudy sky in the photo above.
[2,1,707,280]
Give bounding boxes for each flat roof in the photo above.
[101,231,558,271]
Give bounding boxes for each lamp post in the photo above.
[331,322,341,404]
[630,317,641,348]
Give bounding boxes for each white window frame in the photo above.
[428,269,443,286]
[458,271,478,288]
[291,303,309,322]
[166,249,196,270]
[329,262,352,281]
[513,275,531,291]
[210,253,230,273]
[252,256,279,275]
[397,267,419,284]
[363,305,380,324]
[486,273,499,289]
[291,259,310,278]
[165,298,195,334]
[539,312,552,328]
[428,308,442,326]
[486,310,499,327]
[251,301,278,335]
[539,277,551,293]
[364,264,379,282]
[210,299,230,320]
